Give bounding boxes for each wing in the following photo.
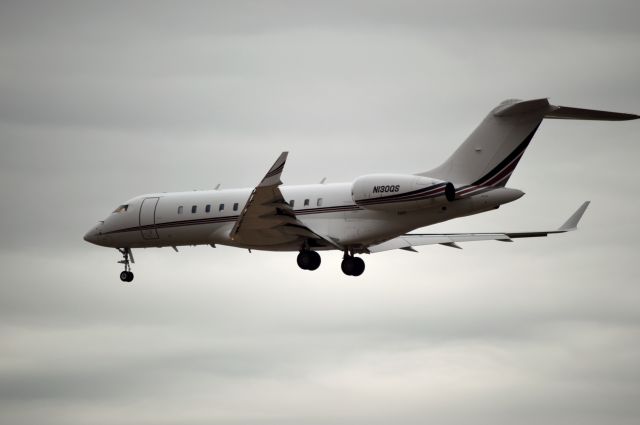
[230,152,340,249]
[368,201,590,253]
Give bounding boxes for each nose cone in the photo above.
[83,223,103,245]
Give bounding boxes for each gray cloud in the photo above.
[1,1,639,424]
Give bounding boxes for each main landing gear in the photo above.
[341,252,365,277]
[296,249,366,276]
[118,248,134,282]
[297,250,321,271]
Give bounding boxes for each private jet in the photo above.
[83,98,638,281]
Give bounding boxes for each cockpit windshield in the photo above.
[113,204,129,213]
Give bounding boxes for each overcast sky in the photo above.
[1,1,639,424]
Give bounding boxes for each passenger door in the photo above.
[139,197,159,239]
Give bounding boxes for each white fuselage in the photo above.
[82,98,638,281]
[84,183,524,252]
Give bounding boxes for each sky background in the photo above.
[1,1,639,424]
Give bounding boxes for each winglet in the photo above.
[558,201,590,232]
[258,152,288,188]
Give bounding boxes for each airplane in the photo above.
[84,98,638,281]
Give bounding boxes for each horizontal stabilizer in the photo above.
[546,106,639,121]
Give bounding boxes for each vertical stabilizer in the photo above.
[420,99,638,189]
[419,98,551,187]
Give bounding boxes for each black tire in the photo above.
[351,257,365,276]
[126,271,134,282]
[307,251,321,271]
[297,251,310,270]
[298,250,321,271]
[341,257,356,276]
[120,271,129,282]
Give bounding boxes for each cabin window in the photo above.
[233,202,239,211]
[205,204,211,213]
[317,198,323,207]
[113,204,128,213]
[191,205,197,214]
[290,200,295,208]
[219,203,225,211]
[177,206,183,214]
[304,199,309,207]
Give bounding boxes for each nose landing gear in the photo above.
[117,248,134,282]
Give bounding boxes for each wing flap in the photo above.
[368,233,511,253]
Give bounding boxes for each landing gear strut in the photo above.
[297,250,321,271]
[341,251,365,276]
[117,248,134,282]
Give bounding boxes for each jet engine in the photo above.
[351,174,455,211]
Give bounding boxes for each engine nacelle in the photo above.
[352,174,455,211]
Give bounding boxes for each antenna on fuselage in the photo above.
[214,184,221,190]
[319,177,326,184]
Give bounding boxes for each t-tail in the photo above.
[419,98,638,198]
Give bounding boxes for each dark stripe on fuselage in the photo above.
[103,204,363,235]
[295,205,360,215]
[356,183,447,205]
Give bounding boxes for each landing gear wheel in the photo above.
[297,251,309,269]
[117,248,135,282]
[341,257,356,276]
[297,250,321,271]
[341,255,365,276]
[307,251,321,270]
[351,257,365,276]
